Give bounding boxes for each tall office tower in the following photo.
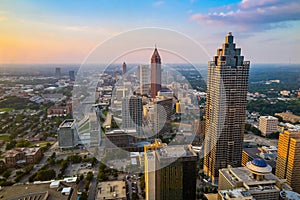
[139,65,150,95]
[144,140,197,200]
[122,62,127,75]
[152,98,172,136]
[258,116,278,136]
[150,47,162,98]
[203,32,250,184]
[276,130,300,193]
[69,70,75,81]
[122,95,142,135]
[58,119,79,149]
[55,67,61,79]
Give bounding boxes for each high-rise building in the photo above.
[69,70,75,81]
[259,116,278,136]
[144,140,197,200]
[58,119,79,149]
[150,47,162,98]
[122,62,127,75]
[55,67,61,79]
[152,97,172,136]
[218,159,291,200]
[203,32,250,184]
[122,95,142,135]
[276,130,300,193]
[139,65,150,95]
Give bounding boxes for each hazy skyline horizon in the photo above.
[0,0,299,64]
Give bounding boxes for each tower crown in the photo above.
[151,47,161,64]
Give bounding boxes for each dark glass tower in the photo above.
[203,32,250,184]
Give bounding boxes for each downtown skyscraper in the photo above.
[203,32,250,184]
[150,47,162,98]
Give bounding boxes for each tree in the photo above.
[86,172,93,181]
[80,192,88,200]
[35,169,56,181]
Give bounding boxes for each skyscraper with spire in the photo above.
[150,47,162,98]
[122,62,127,75]
[203,32,250,184]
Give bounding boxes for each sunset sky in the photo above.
[0,0,299,64]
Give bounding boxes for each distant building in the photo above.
[122,95,142,135]
[96,180,126,200]
[150,47,162,98]
[4,147,42,167]
[58,119,79,149]
[218,158,291,200]
[139,65,150,95]
[276,130,300,193]
[204,32,250,184]
[69,70,75,81]
[105,129,138,151]
[55,67,61,79]
[144,140,197,200]
[47,101,72,117]
[122,62,127,75]
[259,116,278,136]
[175,102,185,114]
[275,112,300,124]
[152,97,173,136]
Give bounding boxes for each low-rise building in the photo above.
[219,158,291,200]
[4,147,42,167]
[96,180,126,200]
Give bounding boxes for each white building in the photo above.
[259,116,278,136]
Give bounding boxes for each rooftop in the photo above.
[0,183,71,200]
[97,180,126,200]
[59,119,75,128]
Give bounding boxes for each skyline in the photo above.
[0,0,300,64]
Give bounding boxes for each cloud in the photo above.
[152,1,164,7]
[189,0,300,32]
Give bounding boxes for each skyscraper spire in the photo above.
[151,46,161,64]
[150,47,162,98]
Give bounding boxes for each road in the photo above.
[88,162,100,200]
[88,176,98,200]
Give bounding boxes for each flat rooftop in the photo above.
[59,119,75,128]
[97,180,126,200]
[219,188,254,199]
[0,183,71,200]
[156,145,197,159]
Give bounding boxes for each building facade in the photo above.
[150,48,162,98]
[219,159,290,200]
[259,116,278,136]
[55,67,61,79]
[144,140,197,200]
[152,97,172,136]
[139,65,150,95]
[204,32,250,183]
[122,62,127,75]
[122,95,142,135]
[276,130,300,193]
[58,119,79,149]
[5,147,42,167]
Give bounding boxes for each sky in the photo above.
[0,0,299,64]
